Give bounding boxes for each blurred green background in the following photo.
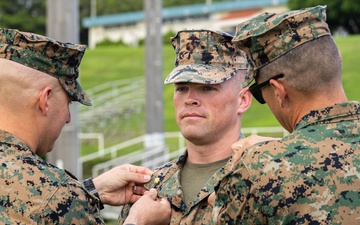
[80,34,360,133]
[80,33,360,225]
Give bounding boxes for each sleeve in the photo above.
[37,179,105,225]
[212,161,266,225]
[118,203,132,224]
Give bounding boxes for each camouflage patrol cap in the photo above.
[0,28,92,106]
[233,5,330,85]
[164,29,247,86]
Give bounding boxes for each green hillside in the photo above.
[79,35,360,132]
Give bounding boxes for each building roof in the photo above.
[82,0,288,28]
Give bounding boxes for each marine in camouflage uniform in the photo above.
[212,5,360,224]
[119,29,248,224]
[0,28,105,224]
[0,131,103,224]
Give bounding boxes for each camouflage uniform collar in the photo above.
[145,149,233,214]
[295,101,360,131]
[0,129,35,154]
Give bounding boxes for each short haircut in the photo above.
[259,36,342,95]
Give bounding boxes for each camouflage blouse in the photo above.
[212,101,360,224]
[0,130,104,224]
[119,151,232,225]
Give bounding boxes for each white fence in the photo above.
[79,126,288,220]
[80,126,288,177]
[78,78,289,220]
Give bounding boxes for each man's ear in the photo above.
[238,87,252,114]
[270,79,287,108]
[38,87,52,116]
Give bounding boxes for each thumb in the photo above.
[131,165,153,177]
[124,172,152,184]
[143,188,158,200]
[159,197,170,207]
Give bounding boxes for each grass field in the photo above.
[79,35,359,224]
[80,34,360,133]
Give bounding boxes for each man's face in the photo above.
[173,77,242,146]
[37,85,72,155]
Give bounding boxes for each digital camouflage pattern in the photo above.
[212,102,360,224]
[0,28,91,106]
[119,151,233,225]
[232,5,330,86]
[120,29,247,224]
[0,130,104,224]
[164,29,248,87]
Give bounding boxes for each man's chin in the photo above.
[182,133,207,145]
[35,147,53,156]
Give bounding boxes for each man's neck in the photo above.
[285,90,348,132]
[0,111,38,153]
[185,135,239,164]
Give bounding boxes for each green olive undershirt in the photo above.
[180,157,229,206]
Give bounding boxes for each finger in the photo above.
[231,140,244,153]
[132,185,149,195]
[159,197,170,207]
[143,188,158,200]
[208,192,216,207]
[231,152,242,169]
[131,165,153,176]
[129,189,159,204]
[119,170,152,184]
[129,194,141,203]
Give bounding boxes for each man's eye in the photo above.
[203,86,215,91]
[175,87,187,92]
